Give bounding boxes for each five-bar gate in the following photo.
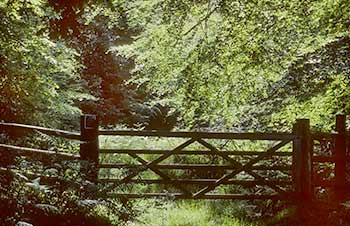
[93,120,308,200]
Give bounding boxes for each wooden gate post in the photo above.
[293,119,313,201]
[80,114,99,182]
[335,115,346,201]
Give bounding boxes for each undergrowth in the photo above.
[2,131,350,226]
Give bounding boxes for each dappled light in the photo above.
[1,0,350,226]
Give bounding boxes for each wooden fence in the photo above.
[0,115,349,202]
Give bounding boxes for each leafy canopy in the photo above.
[112,0,350,130]
[0,0,92,128]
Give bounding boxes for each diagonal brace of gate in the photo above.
[197,139,286,194]
[119,138,196,186]
[128,153,192,196]
[193,139,291,198]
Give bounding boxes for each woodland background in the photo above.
[1,0,350,226]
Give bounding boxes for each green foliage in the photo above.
[2,1,350,225]
[112,0,350,129]
[50,0,137,126]
[264,37,350,131]
[0,0,92,129]
[0,154,128,226]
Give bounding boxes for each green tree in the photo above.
[49,0,136,126]
[0,0,91,129]
[113,0,350,130]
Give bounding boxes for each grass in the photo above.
[91,199,264,226]
[128,200,262,226]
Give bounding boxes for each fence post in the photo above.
[335,114,346,201]
[293,119,313,201]
[80,114,99,182]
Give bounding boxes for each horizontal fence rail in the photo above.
[105,193,286,200]
[99,163,292,171]
[98,178,293,186]
[99,130,297,140]
[99,149,293,156]
[0,122,81,140]
[0,143,79,160]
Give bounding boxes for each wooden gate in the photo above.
[97,128,299,200]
